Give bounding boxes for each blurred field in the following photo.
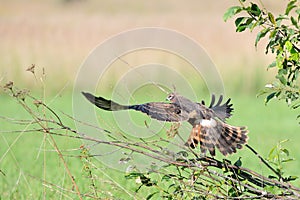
[0,0,286,93]
[0,0,299,199]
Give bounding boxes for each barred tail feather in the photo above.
[186,124,216,156]
[217,123,248,156]
[186,122,248,156]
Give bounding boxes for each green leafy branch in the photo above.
[224,0,300,113]
[267,140,298,182]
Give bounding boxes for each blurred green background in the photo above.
[0,0,299,199]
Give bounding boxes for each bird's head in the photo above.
[166,92,178,102]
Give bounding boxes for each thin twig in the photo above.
[246,144,282,180]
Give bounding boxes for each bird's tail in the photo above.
[216,123,248,156]
[82,92,129,111]
[186,122,248,156]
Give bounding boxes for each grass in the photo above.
[0,89,299,199]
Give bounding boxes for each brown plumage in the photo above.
[82,91,248,156]
[187,122,248,156]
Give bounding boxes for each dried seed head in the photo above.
[14,89,29,101]
[26,64,35,74]
[33,99,43,107]
[4,81,13,90]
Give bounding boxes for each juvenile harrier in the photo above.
[82,92,248,156]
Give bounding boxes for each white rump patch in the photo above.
[200,119,217,128]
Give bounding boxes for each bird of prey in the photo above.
[82,92,248,156]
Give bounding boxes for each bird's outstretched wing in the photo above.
[82,92,129,111]
[82,92,189,122]
[186,118,248,156]
[129,103,189,122]
[200,95,233,121]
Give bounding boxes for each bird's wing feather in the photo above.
[82,92,189,122]
[199,95,233,121]
[129,103,189,122]
[82,92,129,111]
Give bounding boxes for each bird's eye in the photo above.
[166,93,174,101]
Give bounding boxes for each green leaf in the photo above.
[279,139,289,144]
[223,6,242,22]
[161,174,176,181]
[291,16,298,28]
[265,92,276,104]
[285,0,297,15]
[249,3,261,17]
[290,50,299,61]
[245,18,255,30]
[228,187,240,197]
[167,183,176,190]
[281,148,289,156]
[268,61,277,69]
[276,14,289,21]
[276,74,287,85]
[285,41,293,52]
[291,100,300,109]
[256,89,268,98]
[255,28,270,47]
[235,17,249,32]
[235,17,253,32]
[249,17,259,31]
[276,54,284,69]
[275,91,281,98]
[234,157,242,167]
[269,30,277,38]
[268,12,276,25]
[268,145,277,159]
[146,192,158,200]
[286,175,298,181]
[140,175,155,186]
[268,175,278,179]
[282,158,294,163]
[235,17,246,27]
[236,24,248,32]
[125,172,140,179]
[264,185,282,195]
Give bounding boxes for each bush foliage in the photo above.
[224,0,300,117]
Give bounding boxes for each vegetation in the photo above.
[224,0,300,116]
[0,0,299,199]
[1,76,299,199]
